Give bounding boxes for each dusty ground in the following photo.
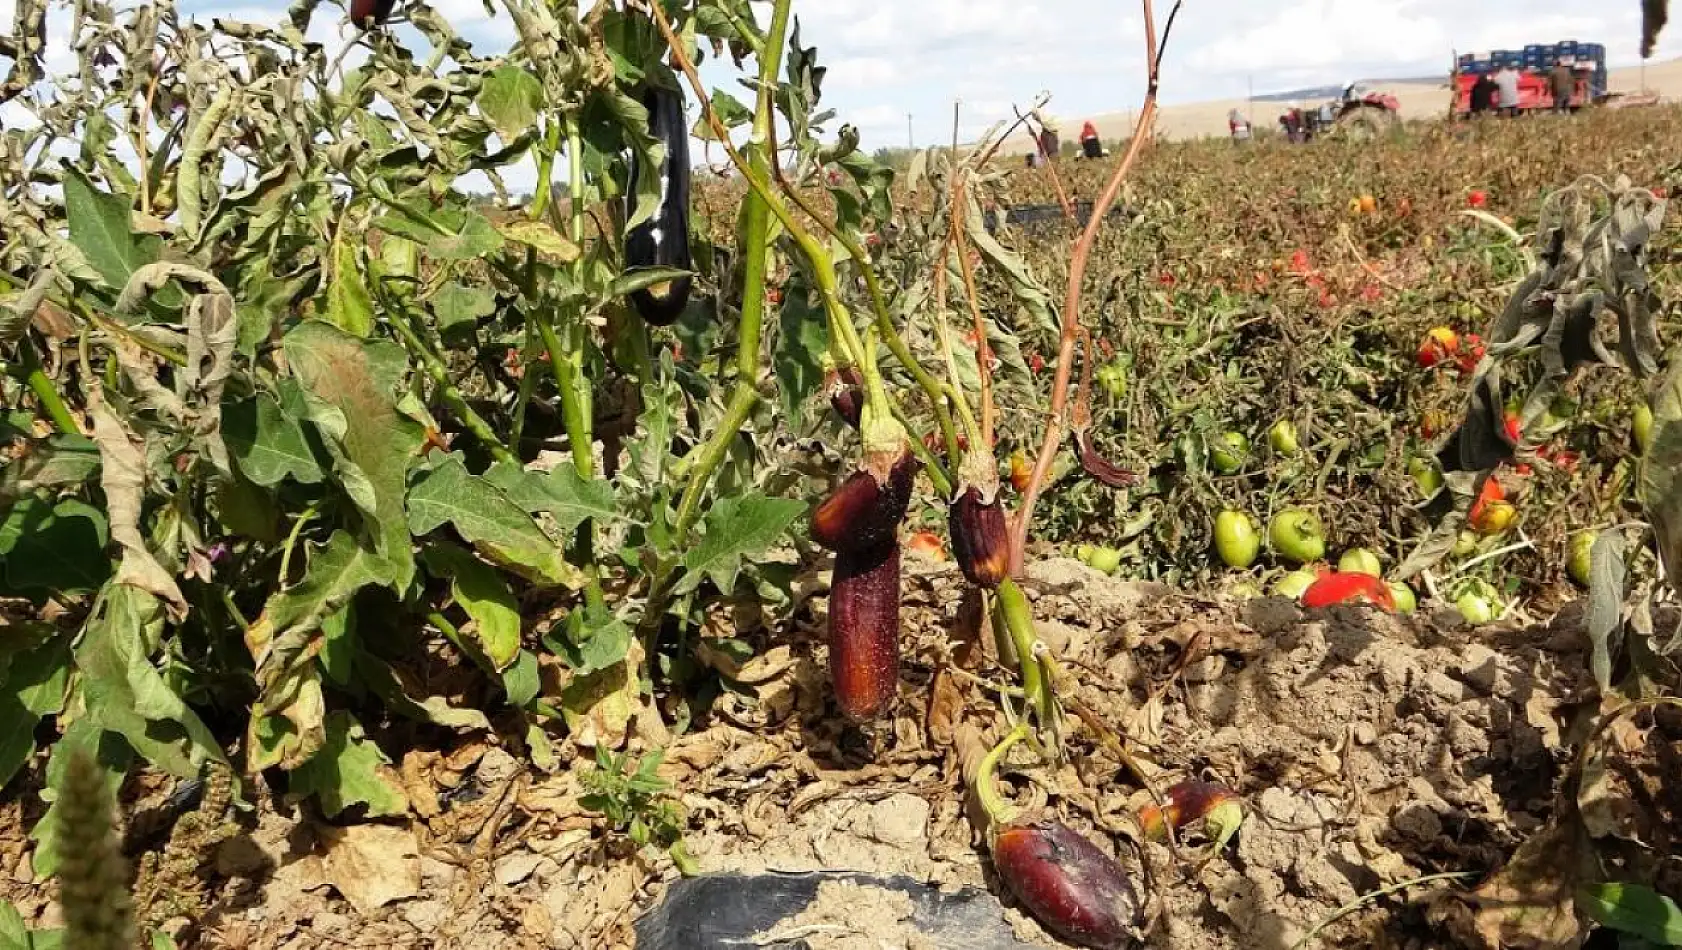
[0,555,1633,949]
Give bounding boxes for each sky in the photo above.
[4,0,1678,180]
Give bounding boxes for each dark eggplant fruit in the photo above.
[992,820,1143,950]
[625,85,694,326]
[949,486,1009,588]
[809,451,919,553]
[827,540,901,721]
[350,0,396,28]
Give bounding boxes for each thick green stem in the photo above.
[972,722,1030,827]
[994,577,1050,727]
[16,343,79,435]
[529,122,562,223]
[388,310,518,468]
[667,0,788,541]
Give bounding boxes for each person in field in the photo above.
[1469,72,1498,114]
[1228,108,1251,143]
[1080,120,1102,158]
[1550,59,1576,112]
[1493,64,1521,116]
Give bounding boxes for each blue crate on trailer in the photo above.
[1557,40,1579,56]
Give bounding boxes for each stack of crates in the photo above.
[1456,41,1608,97]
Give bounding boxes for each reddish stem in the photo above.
[1008,0,1172,574]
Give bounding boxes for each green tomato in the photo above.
[1408,457,1443,498]
[1633,403,1654,453]
[1337,548,1382,577]
[1268,509,1326,564]
[1214,510,1261,568]
[1075,543,1096,565]
[1272,569,1318,599]
[1268,420,1300,456]
[1096,364,1127,399]
[1086,545,1123,575]
[1387,582,1417,614]
[1210,431,1250,474]
[1567,530,1596,587]
[1451,530,1480,557]
[1455,593,1495,625]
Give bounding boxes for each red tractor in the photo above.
[1288,82,1402,141]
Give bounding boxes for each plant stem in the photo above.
[387,309,518,467]
[993,578,1050,728]
[15,343,80,435]
[649,1,958,493]
[1010,0,1179,573]
[972,722,1030,828]
[665,0,785,553]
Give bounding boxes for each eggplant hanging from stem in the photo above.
[624,85,694,326]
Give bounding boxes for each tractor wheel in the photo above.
[1334,105,1399,142]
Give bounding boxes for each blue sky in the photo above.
[5,0,1677,181]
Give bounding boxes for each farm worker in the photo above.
[1038,126,1059,161]
[1080,120,1102,158]
[1469,73,1498,114]
[1493,64,1521,116]
[1550,60,1575,111]
[1227,109,1251,142]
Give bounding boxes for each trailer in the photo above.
[1452,41,1608,116]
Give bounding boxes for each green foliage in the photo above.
[579,746,696,874]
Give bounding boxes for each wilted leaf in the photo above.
[0,434,100,503]
[674,494,805,596]
[477,65,544,144]
[325,234,374,337]
[0,498,110,594]
[89,397,188,617]
[1639,347,1682,600]
[356,655,493,731]
[421,544,522,670]
[1442,818,1591,949]
[77,586,228,780]
[408,453,570,586]
[243,531,392,770]
[496,220,579,261]
[320,824,420,912]
[1586,530,1628,693]
[289,711,408,819]
[561,640,642,749]
[283,322,423,586]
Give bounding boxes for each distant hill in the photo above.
[1249,76,1449,103]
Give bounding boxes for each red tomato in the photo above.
[1289,249,1312,274]
[1029,353,1045,374]
[1502,412,1522,444]
[1301,571,1396,611]
[1468,190,1488,208]
[1417,327,1460,368]
[907,531,946,561]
